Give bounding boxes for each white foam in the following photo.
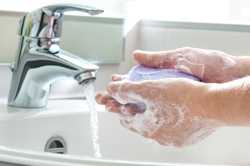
[117,93,181,137]
[120,107,165,137]
[112,86,222,147]
[175,58,205,78]
[174,49,237,81]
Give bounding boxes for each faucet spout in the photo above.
[8,4,102,109]
[8,47,99,108]
[75,71,97,84]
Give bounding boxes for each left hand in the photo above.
[133,47,239,83]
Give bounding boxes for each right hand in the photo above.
[96,78,223,147]
[133,47,240,83]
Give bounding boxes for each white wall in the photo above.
[139,21,250,56]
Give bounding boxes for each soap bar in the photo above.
[123,65,200,114]
[128,65,200,81]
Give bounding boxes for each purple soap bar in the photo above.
[128,65,200,81]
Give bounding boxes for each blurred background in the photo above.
[2,0,250,24]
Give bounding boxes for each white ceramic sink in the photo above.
[0,98,250,166]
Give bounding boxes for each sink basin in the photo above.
[0,98,250,166]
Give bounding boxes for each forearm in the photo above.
[206,76,250,126]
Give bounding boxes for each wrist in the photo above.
[205,79,250,126]
[196,83,227,123]
[188,82,225,123]
[230,56,250,79]
[203,83,231,125]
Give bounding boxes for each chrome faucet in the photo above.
[8,4,103,108]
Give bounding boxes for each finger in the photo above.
[95,92,128,113]
[105,99,122,113]
[120,103,146,116]
[120,104,141,116]
[175,58,205,79]
[106,101,143,115]
[95,92,113,105]
[111,74,128,81]
[111,74,123,81]
[106,81,150,104]
[133,49,182,68]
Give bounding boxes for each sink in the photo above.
[0,99,94,156]
[0,98,250,165]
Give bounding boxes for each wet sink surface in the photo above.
[0,98,249,165]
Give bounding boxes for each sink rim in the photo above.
[0,145,179,166]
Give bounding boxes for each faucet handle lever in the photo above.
[42,4,104,17]
[19,4,104,39]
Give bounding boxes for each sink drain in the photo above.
[45,136,67,154]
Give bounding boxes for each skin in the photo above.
[95,47,250,147]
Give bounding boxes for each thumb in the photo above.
[106,81,149,105]
[175,58,205,80]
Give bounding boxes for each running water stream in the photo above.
[83,83,102,158]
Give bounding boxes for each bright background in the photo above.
[2,0,250,24]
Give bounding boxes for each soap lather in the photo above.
[123,65,200,114]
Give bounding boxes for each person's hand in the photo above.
[96,78,224,147]
[133,47,240,83]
